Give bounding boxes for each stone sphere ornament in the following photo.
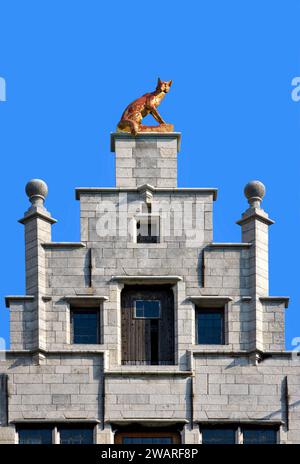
[25,179,48,205]
[244,180,266,207]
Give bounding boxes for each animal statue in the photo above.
[117,78,173,135]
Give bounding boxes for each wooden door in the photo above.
[121,286,174,365]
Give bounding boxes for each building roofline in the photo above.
[75,187,218,200]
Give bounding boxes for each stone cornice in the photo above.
[75,187,218,200]
[236,211,275,227]
[6,349,106,355]
[11,419,100,424]
[189,296,233,307]
[208,242,252,248]
[5,348,295,358]
[5,295,35,308]
[195,419,283,425]
[41,242,86,249]
[63,295,108,306]
[259,296,290,308]
[18,210,57,225]
[110,131,182,152]
[109,418,189,426]
[111,275,183,284]
[105,370,192,376]
[191,349,293,357]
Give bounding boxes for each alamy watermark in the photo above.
[291,76,300,102]
[0,76,6,102]
[94,193,206,247]
[0,337,6,363]
[291,337,300,362]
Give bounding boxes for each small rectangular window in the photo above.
[242,427,277,444]
[18,427,53,444]
[196,308,224,344]
[59,427,94,444]
[201,427,236,444]
[136,215,160,244]
[134,300,161,319]
[71,309,100,344]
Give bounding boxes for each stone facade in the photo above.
[0,132,299,444]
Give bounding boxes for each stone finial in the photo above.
[25,179,48,207]
[244,180,266,208]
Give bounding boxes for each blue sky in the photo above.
[0,1,299,348]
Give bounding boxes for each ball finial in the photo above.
[25,179,48,206]
[244,180,266,208]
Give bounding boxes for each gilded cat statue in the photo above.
[117,78,174,135]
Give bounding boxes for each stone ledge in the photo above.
[63,295,108,305]
[19,210,57,225]
[40,348,106,354]
[75,187,218,200]
[11,419,100,424]
[191,349,293,358]
[111,275,183,284]
[5,349,295,358]
[42,242,86,248]
[5,295,35,308]
[105,370,192,377]
[192,349,249,356]
[109,419,189,427]
[154,188,217,200]
[110,132,182,152]
[236,211,275,227]
[5,349,106,356]
[259,296,289,308]
[127,242,167,249]
[196,419,283,426]
[189,296,233,307]
[208,242,252,248]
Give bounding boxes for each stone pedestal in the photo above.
[111,132,181,188]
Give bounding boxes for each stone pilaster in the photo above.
[236,181,274,352]
[18,179,56,351]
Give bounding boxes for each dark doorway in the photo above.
[121,285,175,365]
